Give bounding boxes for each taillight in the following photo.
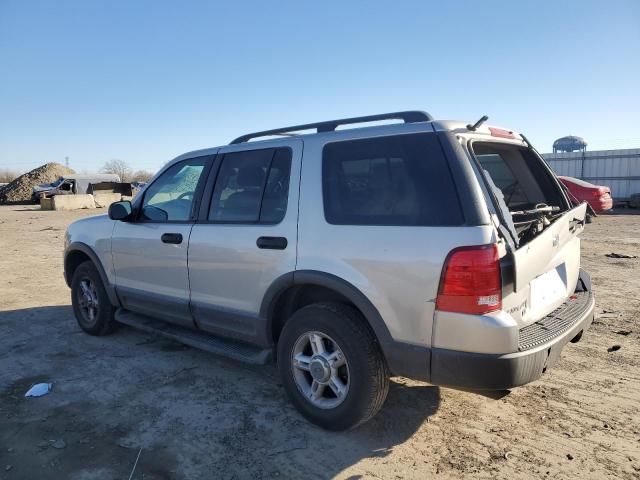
[436,244,502,315]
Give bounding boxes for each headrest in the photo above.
[237,166,265,188]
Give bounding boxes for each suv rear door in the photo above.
[471,141,587,323]
[512,202,586,319]
[187,139,302,346]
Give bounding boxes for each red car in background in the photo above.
[558,176,613,213]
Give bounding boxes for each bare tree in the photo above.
[101,159,132,182]
[0,168,20,183]
[131,169,155,183]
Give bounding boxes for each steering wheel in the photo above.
[177,191,193,201]
[502,181,520,205]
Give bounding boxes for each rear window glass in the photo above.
[475,153,529,205]
[473,142,565,211]
[322,133,464,226]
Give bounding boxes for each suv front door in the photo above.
[188,140,301,346]
[112,154,214,327]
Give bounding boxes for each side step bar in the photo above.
[115,309,273,365]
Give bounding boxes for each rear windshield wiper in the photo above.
[510,204,560,216]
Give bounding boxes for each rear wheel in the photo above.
[277,302,389,430]
[71,261,116,336]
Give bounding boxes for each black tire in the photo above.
[71,261,117,336]
[585,213,593,224]
[277,302,389,430]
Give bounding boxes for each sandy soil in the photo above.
[0,205,638,479]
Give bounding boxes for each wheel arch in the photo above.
[261,270,430,380]
[65,242,120,307]
[262,270,389,342]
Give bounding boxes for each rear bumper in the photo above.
[429,290,595,390]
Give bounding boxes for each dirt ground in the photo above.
[0,205,638,480]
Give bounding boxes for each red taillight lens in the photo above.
[436,244,502,315]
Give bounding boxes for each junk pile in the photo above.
[0,163,74,204]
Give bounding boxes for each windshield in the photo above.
[50,177,63,187]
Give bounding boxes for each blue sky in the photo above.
[1,0,639,173]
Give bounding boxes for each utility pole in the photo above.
[65,156,69,168]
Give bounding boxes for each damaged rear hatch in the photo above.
[469,139,587,325]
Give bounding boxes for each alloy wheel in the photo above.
[291,331,350,409]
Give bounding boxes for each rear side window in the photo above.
[322,133,463,226]
[208,147,291,223]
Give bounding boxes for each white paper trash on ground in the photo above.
[24,383,52,397]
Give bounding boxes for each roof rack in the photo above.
[229,110,433,144]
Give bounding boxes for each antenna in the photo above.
[467,115,489,131]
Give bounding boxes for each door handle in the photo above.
[161,233,183,244]
[256,236,288,250]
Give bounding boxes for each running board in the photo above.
[115,309,272,365]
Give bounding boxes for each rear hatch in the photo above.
[469,140,587,324]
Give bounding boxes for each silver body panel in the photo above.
[430,128,588,354]
[111,221,195,327]
[105,148,219,328]
[64,117,588,364]
[296,125,497,347]
[65,214,116,282]
[188,139,303,341]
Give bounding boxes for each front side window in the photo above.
[208,148,291,223]
[140,157,207,222]
[322,133,464,226]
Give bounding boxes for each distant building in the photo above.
[543,148,640,202]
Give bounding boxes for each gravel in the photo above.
[0,163,74,204]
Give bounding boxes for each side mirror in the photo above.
[108,200,133,221]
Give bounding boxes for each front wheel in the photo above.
[277,303,389,430]
[71,261,116,336]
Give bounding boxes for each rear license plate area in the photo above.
[529,266,567,316]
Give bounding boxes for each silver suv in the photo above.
[64,111,595,430]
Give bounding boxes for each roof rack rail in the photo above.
[229,110,433,144]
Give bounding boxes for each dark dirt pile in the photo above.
[0,163,75,203]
